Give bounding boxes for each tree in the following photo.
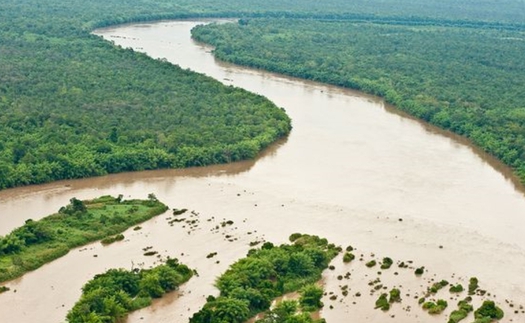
[299,285,323,311]
[209,297,250,323]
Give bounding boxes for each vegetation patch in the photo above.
[172,208,188,216]
[342,252,355,263]
[468,277,479,295]
[365,260,377,268]
[375,293,390,311]
[415,266,425,276]
[448,299,474,323]
[422,299,448,314]
[474,300,504,322]
[299,284,324,312]
[206,252,218,259]
[254,298,325,323]
[0,195,168,282]
[389,288,401,303]
[428,280,449,294]
[189,234,339,323]
[449,284,464,293]
[101,233,125,245]
[66,257,193,323]
[380,257,393,269]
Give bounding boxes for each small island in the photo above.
[67,257,193,323]
[190,233,339,323]
[0,194,168,283]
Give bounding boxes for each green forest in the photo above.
[0,195,168,282]
[192,18,525,184]
[0,0,294,190]
[2,0,525,189]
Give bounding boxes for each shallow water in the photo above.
[0,20,524,322]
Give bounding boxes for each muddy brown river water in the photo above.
[1,20,525,323]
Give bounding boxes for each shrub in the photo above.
[415,266,425,276]
[101,234,125,245]
[468,277,479,295]
[380,257,393,269]
[299,284,324,311]
[365,260,377,268]
[375,293,390,311]
[423,299,448,314]
[474,300,504,321]
[343,252,355,263]
[389,288,401,303]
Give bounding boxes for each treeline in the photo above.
[67,258,193,323]
[0,195,168,282]
[192,19,525,184]
[190,234,339,323]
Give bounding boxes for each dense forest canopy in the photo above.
[0,0,295,190]
[1,0,525,189]
[192,18,525,183]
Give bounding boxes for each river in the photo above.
[1,20,524,322]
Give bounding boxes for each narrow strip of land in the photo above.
[0,195,168,282]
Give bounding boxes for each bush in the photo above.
[380,257,393,269]
[449,284,464,293]
[474,300,504,321]
[422,299,448,314]
[365,260,377,268]
[343,252,355,263]
[101,234,125,245]
[389,288,401,303]
[468,277,479,295]
[448,299,473,323]
[375,293,390,311]
[299,284,324,311]
[289,233,303,242]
